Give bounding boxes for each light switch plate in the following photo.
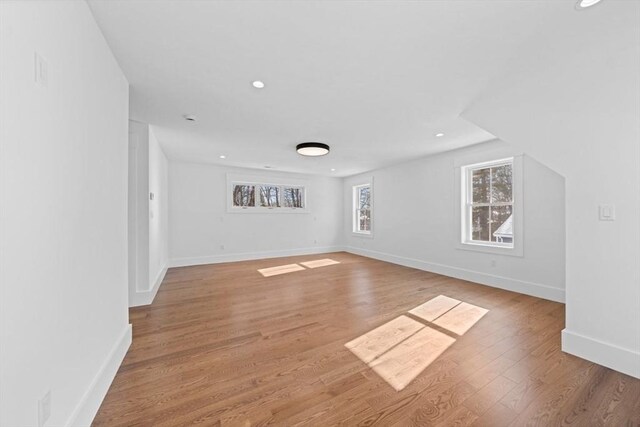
[599,204,615,221]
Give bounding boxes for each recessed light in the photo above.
[576,0,602,9]
[252,81,265,89]
[264,165,273,169]
[219,155,226,159]
[435,133,444,137]
[183,114,197,122]
[296,142,330,157]
[331,168,336,172]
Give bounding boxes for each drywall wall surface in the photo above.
[0,1,130,425]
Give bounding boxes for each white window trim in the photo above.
[352,180,373,237]
[455,155,524,257]
[226,173,310,214]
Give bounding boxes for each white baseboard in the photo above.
[65,324,132,427]
[562,329,640,379]
[129,265,167,307]
[345,246,565,303]
[169,246,345,268]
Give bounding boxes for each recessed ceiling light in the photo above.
[219,155,226,159]
[264,165,273,169]
[435,133,444,137]
[331,168,336,172]
[296,142,330,157]
[183,114,197,122]
[576,0,602,9]
[252,81,265,89]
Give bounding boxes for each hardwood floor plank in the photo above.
[92,252,639,426]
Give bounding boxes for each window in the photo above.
[231,182,305,211]
[462,159,513,248]
[353,183,371,234]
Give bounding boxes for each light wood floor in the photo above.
[93,252,640,426]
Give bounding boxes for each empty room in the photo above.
[1,0,639,426]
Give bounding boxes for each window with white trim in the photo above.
[353,183,371,234]
[231,182,305,211]
[462,158,514,247]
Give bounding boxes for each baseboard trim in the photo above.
[345,246,565,303]
[562,329,640,379]
[169,246,345,268]
[65,324,132,427]
[129,265,167,307]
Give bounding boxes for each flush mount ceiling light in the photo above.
[252,81,265,89]
[435,133,444,137]
[296,142,330,157]
[576,0,602,9]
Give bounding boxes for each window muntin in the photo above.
[353,184,371,234]
[231,182,305,211]
[464,159,513,247]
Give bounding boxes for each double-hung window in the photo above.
[353,183,371,235]
[462,158,514,248]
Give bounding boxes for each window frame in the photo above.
[456,155,524,257]
[352,182,373,236]
[226,173,309,214]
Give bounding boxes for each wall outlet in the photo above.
[38,390,51,427]
[491,259,496,267]
[220,244,225,250]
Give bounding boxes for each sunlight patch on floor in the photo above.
[345,295,488,391]
[369,326,455,391]
[300,258,341,269]
[409,294,461,322]
[258,264,306,277]
[432,301,489,335]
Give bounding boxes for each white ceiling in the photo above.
[87,0,598,177]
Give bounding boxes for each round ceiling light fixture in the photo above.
[296,142,330,157]
[252,81,265,89]
[576,0,602,9]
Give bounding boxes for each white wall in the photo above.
[128,121,169,307]
[343,140,566,302]
[169,162,343,266]
[0,1,130,426]
[462,1,640,378]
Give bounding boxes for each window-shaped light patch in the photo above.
[258,264,305,277]
[344,295,488,391]
[432,302,488,336]
[300,259,340,269]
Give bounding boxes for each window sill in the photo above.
[456,241,523,257]
[352,231,373,238]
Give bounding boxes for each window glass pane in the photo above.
[491,164,512,203]
[471,206,490,241]
[259,185,280,207]
[358,209,371,232]
[472,168,490,204]
[359,186,371,210]
[233,184,255,207]
[491,206,513,243]
[282,187,304,208]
